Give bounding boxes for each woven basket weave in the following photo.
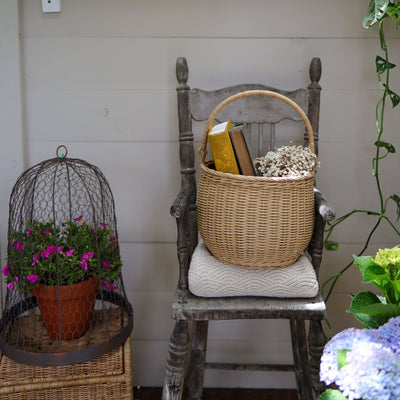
[197,90,316,269]
[0,309,133,399]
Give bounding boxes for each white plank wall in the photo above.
[1,0,400,389]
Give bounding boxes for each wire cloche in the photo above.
[0,146,133,366]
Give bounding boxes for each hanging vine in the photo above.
[323,0,400,301]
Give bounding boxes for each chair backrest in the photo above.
[174,57,322,289]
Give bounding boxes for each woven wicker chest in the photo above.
[0,337,133,399]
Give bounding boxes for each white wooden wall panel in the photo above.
[1,0,399,389]
[20,0,398,39]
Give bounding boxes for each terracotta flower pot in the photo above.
[31,278,99,340]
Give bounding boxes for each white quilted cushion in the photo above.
[188,240,319,298]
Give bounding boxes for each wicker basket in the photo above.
[197,90,316,269]
[0,312,133,399]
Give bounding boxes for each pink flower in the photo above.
[16,241,24,252]
[100,223,108,228]
[80,252,94,270]
[102,280,117,290]
[43,229,51,235]
[7,276,18,290]
[57,246,64,254]
[41,245,56,258]
[103,261,110,270]
[32,254,40,266]
[74,216,83,222]
[2,265,11,276]
[41,248,49,258]
[80,259,88,271]
[26,274,39,284]
[65,249,75,257]
[82,252,94,260]
[26,229,32,237]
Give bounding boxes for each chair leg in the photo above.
[308,320,327,398]
[186,321,209,400]
[290,319,314,400]
[162,320,190,400]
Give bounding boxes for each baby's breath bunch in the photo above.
[256,145,318,177]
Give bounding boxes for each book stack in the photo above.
[207,119,255,176]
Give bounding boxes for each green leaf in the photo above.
[353,255,376,270]
[376,55,396,74]
[347,291,386,328]
[374,140,396,153]
[389,280,400,301]
[325,240,339,251]
[390,194,400,221]
[388,89,400,107]
[357,302,400,321]
[337,349,350,370]
[318,389,348,400]
[362,0,390,28]
[386,3,400,23]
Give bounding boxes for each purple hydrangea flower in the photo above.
[320,316,400,400]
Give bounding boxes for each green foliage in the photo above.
[346,249,400,328]
[323,0,400,303]
[318,389,348,400]
[3,218,121,292]
[337,349,350,370]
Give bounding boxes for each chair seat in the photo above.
[171,287,326,321]
[189,240,319,298]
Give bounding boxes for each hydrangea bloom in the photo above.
[320,317,400,400]
[372,247,400,270]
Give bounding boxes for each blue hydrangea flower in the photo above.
[320,316,400,400]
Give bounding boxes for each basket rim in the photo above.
[201,162,315,182]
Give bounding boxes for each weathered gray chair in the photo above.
[162,57,335,400]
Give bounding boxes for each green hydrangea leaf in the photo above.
[337,349,350,370]
[318,389,348,400]
[347,291,385,328]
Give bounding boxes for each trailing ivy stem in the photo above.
[324,216,383,302]
[375,18,389,213]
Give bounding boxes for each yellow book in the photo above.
[208,120,240,174]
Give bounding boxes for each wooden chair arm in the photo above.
[314,188,335,222]
[170,188,191,219]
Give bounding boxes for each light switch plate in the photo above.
[42,0,62,13]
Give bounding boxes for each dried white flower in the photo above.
[256,145,318,177]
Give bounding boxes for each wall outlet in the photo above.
[42,0,62,13]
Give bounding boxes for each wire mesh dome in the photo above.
[0,146,133,366]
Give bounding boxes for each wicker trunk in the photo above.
[0,337,133,399]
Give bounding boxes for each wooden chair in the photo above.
[162,57,335,400]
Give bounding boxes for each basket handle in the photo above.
[199,90,315,163]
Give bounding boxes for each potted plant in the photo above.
[317,246,400,399]
[2,216,121,340]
